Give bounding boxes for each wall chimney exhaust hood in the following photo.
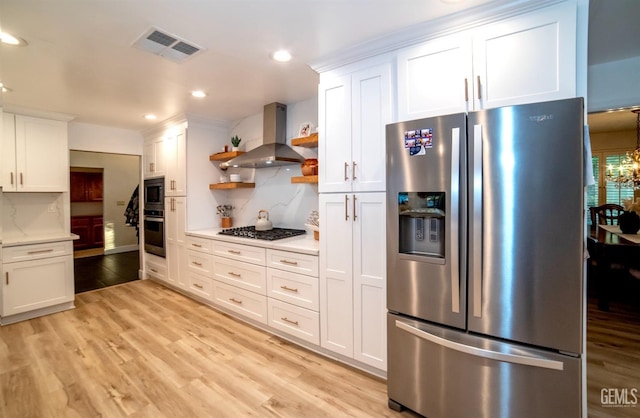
[221,103,305,169]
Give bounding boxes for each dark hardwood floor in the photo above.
[73,250,140,293]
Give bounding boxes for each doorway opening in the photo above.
[70,151,141,293]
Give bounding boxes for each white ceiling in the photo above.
[1,0,639,132]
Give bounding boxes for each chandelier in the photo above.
[606,108,640,189]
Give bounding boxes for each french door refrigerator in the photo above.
[386,98,584,418]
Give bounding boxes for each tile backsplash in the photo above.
[2,193,67,240]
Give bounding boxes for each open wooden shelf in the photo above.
[209,151,245,161]
[291,133,318,148]
[209,182,255,190]
[291,175,318,184]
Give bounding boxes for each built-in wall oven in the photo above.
[143,177,165,257]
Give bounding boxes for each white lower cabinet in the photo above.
[267,298,319,345]
[145,253,167,282]
[320,192,387,371]
[187,271,212,299]
[1,241,74,323]
[166,196,187,289]
[212,256,266,294]
[212,281,268,324]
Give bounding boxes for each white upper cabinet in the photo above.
[143,135,166,179]
[2,113,68,192]
[397,33,473,120]
[396,1,576,121]
[319,62,392,193]
[164,128,187,197]
[472,2,576,110]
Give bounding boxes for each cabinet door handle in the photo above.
[5,272,8,285]
[279,259,298,266]
[353,194,357,222]
[27,249,54,255]
[228,249,241,255]
[345,195,349,221]
[477,76,482,100]
[352,161,357,180]
[281,317,299,326]
[229,297,243,305]
[228,271,242,277]
[464,78,469,102]
[344,162,349,181]
[193,283,204,289]
[20,172,23,186]
[10,172,14,186]
[280,285,299,293]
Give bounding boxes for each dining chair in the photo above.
[589,203,624,226]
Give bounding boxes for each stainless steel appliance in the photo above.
[143,177,165,257]
[386,98,584,418]
[218,226,306,241]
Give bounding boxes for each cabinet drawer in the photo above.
[186,236,213,254]
[187,271,212,300]
[213,256,266,295]
[212,281,267,324]
[3,241,72,263]
[213,241,266,265]
[267,298,320,345]
[145,259,167,281]
[267,268,319,311]
[186,250,212,276]
[266,249,318,277]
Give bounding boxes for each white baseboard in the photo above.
[104,244,139,255]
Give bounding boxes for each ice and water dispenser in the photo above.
[398,192,445,259]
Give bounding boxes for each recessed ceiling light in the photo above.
[191,90,207,98]
[0,31,27,46]
[144,114,157,120]
[272,50,292,62]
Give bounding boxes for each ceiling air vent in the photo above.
[132,27,205,63]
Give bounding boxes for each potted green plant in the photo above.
[231,135,241,151]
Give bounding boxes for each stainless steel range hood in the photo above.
[221,102,305,169]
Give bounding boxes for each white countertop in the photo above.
[2,233,80,247]
[187,228,319,256]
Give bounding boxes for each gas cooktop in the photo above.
[218,226,306,241]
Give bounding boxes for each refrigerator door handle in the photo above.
[395,320,564,371]
[450,128,460,313]
[472,124,483,318]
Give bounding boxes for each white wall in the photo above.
[69,122,143,155]
[588,55,640,112]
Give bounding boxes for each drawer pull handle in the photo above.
[229,297,243,304]
[280,285,299,293]
[281,317,299,326]
[27,249,54,255]
[193,283,204,289]
[228,250,241,255]
[191,243,202,248]
[279,259,298,266]
[192,261,203,266]
[150,268,158,273]
[228,272,242,277]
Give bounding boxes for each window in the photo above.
[587,151,636,226]
[604,154,635,204]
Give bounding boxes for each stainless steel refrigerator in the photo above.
[386,98,584,418]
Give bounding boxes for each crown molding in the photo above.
[310,0,566,73]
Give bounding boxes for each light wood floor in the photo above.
[0,280,417,418]
[1,280,638,417]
